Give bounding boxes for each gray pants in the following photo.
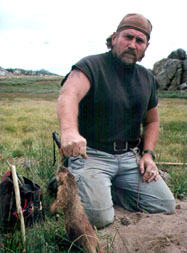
[69,147,175,229]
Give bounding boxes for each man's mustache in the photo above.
[121,50,136,56]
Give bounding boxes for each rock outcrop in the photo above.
[153,48,187,91]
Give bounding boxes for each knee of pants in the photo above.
[84,206,115,229]
[140,198,176,214]
[162,198,176,214]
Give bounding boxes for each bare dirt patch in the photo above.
[99,200,187,253]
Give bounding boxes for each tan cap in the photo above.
[116,13,152,40]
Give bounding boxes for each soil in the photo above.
[99,200,187,253]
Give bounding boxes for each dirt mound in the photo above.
[99,200,187,253]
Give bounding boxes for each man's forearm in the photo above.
[57,93,79,132]
[142,106,160,152]
[143,121,159,151]
[56,70,90,158]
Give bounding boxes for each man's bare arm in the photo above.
[139,106,160,182]
[57,70,90,158]
[143,106,159,151]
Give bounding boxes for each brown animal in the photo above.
[50,165,104,253]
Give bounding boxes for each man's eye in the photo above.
[125,35,133,40]
[136,38,145,44]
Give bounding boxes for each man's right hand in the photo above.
[61,128,87,159]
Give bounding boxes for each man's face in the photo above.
[112,28,149,65]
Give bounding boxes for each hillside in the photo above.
[0,67,58,76]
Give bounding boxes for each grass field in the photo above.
[0,76,187,252]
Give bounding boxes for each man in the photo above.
[57,13,175,228]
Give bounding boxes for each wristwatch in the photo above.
[142,150,156,160]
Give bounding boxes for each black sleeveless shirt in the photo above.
[62,51,158,152]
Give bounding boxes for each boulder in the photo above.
[152,58,168,76]
[179,82,187,90]
[156,70,170,90]
[182,59,187,83]
[168,48,186,60]
[153,49,187,91]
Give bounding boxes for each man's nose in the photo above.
[128,39,136,49]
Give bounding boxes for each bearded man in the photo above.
[57,13,175,228]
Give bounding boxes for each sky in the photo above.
[0,0,186,76]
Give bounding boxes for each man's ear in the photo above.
[111,32,117,46]
[146,42,150,50]
[138,42,150,62]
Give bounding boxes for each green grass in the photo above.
[156,98,187,163]
[158,90,187,99]
[0,77,187,252]
[1,215,83,253]
[168,165,187,199]
[0,76,63,94]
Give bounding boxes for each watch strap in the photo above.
[143,150,156,160]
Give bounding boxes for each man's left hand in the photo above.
[139,154,159,182]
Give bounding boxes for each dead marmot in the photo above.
[50,165,104,253]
